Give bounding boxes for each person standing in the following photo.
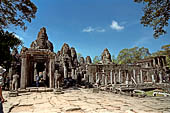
[0,66,6,113]
[36,74,39,87]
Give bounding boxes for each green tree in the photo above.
[0,30,23,68]
[161,44,170,67]
[117,47,151,64]
[134,0,170,38]
[93,56,100,64]
[151,44,170,67]
[0,0,37,30]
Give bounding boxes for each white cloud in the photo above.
[96,28,106,32]
[110,20,124,31]
[14,34,24,41]
[82,27,106,33]
[82,27,94,32]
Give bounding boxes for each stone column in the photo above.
[102,70,105,85]
[63,63,68,79]
[89,73,94,83]
[137,74,140,84]
[125,72,129,85]
[132,69,137,84]
[43,69,46,81]
[152,74,155,83]
[49,58,55,88]
[118,69,121,83]
[96,72,98,83]
[157,58,160,66]
[34,62,37,81]
[133,69,136,81]
[140,70,143,83]
[110,70,113,84]
[71,68,75,79]
[159,72,162,83]
[20,56,27,89]
[114,71,116,85]
[105,75,108,86]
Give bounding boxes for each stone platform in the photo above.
[18,87,53,93]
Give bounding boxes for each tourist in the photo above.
[36,74,39,87]
[0,66,6,113]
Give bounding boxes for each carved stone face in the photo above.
[86,56,92,64]
[61,43,70,55]
[79,57,85,65]
[102,48,111,63]
[37,27,48,49]
[71,47,76,58]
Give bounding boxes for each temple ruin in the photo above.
[9,27,170,91]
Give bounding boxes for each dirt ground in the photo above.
[2,88,170,113]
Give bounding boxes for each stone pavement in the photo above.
[2,88,170,113]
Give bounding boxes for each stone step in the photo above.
[18,87,53,93]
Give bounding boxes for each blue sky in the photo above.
[8,0,170,59]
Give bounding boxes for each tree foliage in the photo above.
[0,30,23,68]
[93,56,100,64]
[0,0,37,30]
[152,44,170,67]
[134,0,170,38]
[117,47,151,64]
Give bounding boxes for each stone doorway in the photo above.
[35,62,49,87]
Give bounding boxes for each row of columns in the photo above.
[91,69,164,86]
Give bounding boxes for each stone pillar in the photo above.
[96,72,98,83]
[43,69,46,80]
[34,62,37,81]
[110,70,113,84]
[9,67,13,79]
[89,73,94,83]
[137,74,140,84]
[71,68,75,79]
[20,56,27,89]
[132,69,137,84]
[49,58,55,88]
[133,69,136,81]
[114,72,116,85]
[105,75,108,85]
[9,67,13,90]
[118,69,121,83]
[159,72,162,83]
[158,58,160,66]
[140,70,143,83]
[125,72,129,85]
[63,63,68,79]
[102,70,105,85]
[152,74,155,83]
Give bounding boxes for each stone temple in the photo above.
[9,27,170,92]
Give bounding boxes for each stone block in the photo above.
[9,91,18,97]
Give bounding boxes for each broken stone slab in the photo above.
[9,91,18,97]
